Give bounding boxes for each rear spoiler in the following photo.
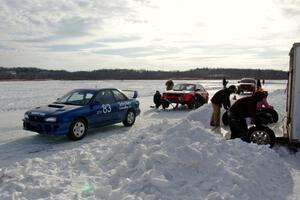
[122,90,138,99]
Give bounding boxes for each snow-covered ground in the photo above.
[1,79,300,200]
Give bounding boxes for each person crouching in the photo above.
[227,91,265,141]
[153,91,162,108]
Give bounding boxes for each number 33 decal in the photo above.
[102,104,111,113]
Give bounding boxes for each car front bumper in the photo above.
[23,119,69,135]
[238,86,255,91]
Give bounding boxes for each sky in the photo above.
[0,0,299,72]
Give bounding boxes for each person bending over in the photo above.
[227,91,265,141]
[210,85,237,126]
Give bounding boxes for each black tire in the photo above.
[194,96,205,108]
[162,100,169,109]
[222,111,229,126]
[123,109,136,126]
[247,126,276,148]
[187,100,195,109]
[263,108,279,123]
[68,118,87,141]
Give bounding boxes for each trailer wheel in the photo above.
[248,126,276,148]
[222,111,229,126]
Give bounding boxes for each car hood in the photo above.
[163,90,193,94]
[27,104,82,116]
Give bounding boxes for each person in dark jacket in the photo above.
[227,91,265,141]
[165,79,174,90]
[223,77,228,89]
[153,91,162,108]
[210,85,237,126]
[256,78,262,89]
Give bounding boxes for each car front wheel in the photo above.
[123,110,136,126]
[248,126,275,148]
[68,119,87,141]
[194,96,205,108]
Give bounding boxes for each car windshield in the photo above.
[240,79,256,84]
[173,84,195,91]
[55,90,95,105]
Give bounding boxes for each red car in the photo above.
[161,83,209,109]
[237,78,256,94]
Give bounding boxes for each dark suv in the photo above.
[237,78,256,94]
[161,83,209,109]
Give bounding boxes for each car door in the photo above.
[92,89,119,125]
[111,89,131,120]
[196,84,208,102]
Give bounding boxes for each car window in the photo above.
[196,84,205,91]
[241,79,256,84]
[112,90,128,101]
[56,91,94,105]
[94,90,116,104]
[173,84,195,91]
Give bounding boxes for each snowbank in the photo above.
[0,115,293,200]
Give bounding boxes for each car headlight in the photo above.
[44,117,57,122]
[24,113,29,119]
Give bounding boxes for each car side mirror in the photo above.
[238,81,240,83]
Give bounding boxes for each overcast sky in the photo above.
[0,0,299,71]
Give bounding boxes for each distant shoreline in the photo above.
[0,67,288,80]
[0,78,288,82]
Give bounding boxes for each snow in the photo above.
[1,79,300,200]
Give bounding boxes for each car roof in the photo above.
[241,78,255,80]
[73,88,119,92]
[175,83,196,85]
[74,88,119,91]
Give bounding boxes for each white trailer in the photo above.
[285,43,300,143]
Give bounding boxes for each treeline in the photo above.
[0,67,288,80]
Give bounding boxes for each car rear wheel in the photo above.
[68,119,87,141]
[123,109,136,126]
[187,100,195,109]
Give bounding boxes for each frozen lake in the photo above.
[2,79,300,200]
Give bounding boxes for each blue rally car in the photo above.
[23,88,140,140]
